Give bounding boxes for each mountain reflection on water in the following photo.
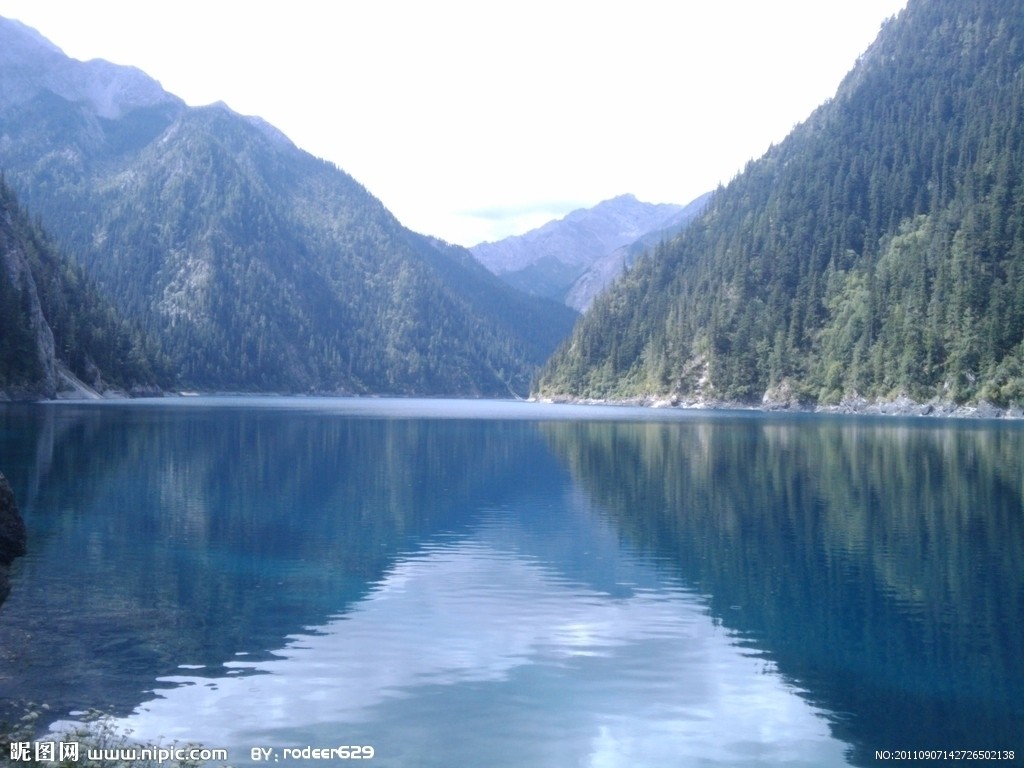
[543,416,1024,764]
[0,399,1021,766]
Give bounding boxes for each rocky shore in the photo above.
[536,391,1024,419]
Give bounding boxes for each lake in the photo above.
[0,397,1021,766]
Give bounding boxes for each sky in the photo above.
[0,1,908,246]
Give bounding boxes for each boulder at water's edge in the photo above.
[0,472,27,605]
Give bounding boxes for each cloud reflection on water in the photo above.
[109,525,848,767]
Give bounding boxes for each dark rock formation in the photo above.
[0,472,27,606]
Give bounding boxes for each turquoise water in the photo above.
[0,398,1021,766]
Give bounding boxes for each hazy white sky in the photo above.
[0,1,907,246]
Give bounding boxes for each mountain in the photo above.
[563,192,713,312]
[471,193,709,311]
[0,178,165,399]
[0,17,174,121]
[537,0,1024,409]
[0,17,577,397]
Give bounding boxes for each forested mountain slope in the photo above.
[537,0,1024,408]
[0,179,164,398]
[0,17,577,396]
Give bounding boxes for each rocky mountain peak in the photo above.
[472,195,686,276]
[0,16,181,119]
[469,192,709,310]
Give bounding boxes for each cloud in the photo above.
[449,200,590,245]
[460,200,585,222]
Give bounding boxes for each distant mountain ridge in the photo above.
[563,192,713,311]
[471,193,709,311]
[0,16,577,397]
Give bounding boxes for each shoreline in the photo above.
[4,388,1023,420]
[534,392,1024,420]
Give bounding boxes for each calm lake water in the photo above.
[0,397,1021,766]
